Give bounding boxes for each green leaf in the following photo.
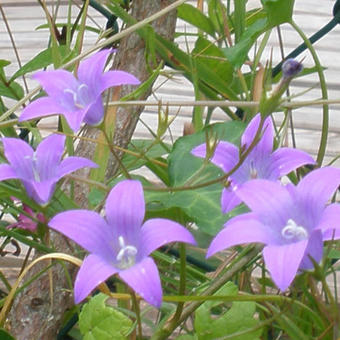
[208,0,227,36]
[261,0,294,26]
[0,329,16,340]
[10,45,71,81]
[0,60,11,78]
[192,37,233,83]
[178,4,216,38]
[223,18,268,68]
[177,335,198,340]
[194,282,262,340]
[122,139,170,172]
[327,248,340,260]
[168,121,244,186]
[0,80,24,100]
[79,293,133,340]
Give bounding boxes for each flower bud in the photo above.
[157,105,169,137]
[281,58,303,79]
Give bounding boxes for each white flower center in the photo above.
[281,219,308,241]
[116,236,137,269]
[64,83,89,109]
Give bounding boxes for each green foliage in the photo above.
[10,46,71,81]
[194,282,261,339]
[79,294,133,340]
[223,18,267,68]
[192,37,233,83]
[0,329,16,340]
[178,4,216,38]
[122,139,170,173]
[145,120,245,235]
[261,0,295,26]
[0,60,24,100]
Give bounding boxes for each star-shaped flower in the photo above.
[0,134,97,205]
[19,49,140,132]
[191,114,315,213]
[207,167,340,291]
[48,179,196,307]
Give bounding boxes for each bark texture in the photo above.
[6,1,177,339]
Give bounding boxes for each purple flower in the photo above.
[48,179,196,307]
[207,167,340,291]
[0,134,97,205]
[191,114,315,213]
[19,49,140,132]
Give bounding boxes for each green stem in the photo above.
[101,127,131,179]
[131,291,143,340]
[0,271,11,292]
[167,243,187,331]
[151,245,262,340]
[290,20,328,166]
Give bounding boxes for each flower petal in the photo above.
[119,257,162,308]
[236,179,292,227]
[49,210,113,259]
[62,108,87,132]
[99,70,140,93]
[2,138,34,179]
[241,114,273,157]
[263,240,308,291]
[138,218,196,259]
[105,180,145,245]
[83,96,104,126]
[32,69,79,98]
[221,187,242,213]
[74,254,118,304]
[268,148,315,177]
[58,156,97,179]
[191,141,239,173]
[299,230,323,270]
[318,204,340,240]
[297,167,340,209]
[35,134,65,181]
[0,164,18,181]
[207,213,278,258]
[29,180,56,205]
[78,49,111,86]
[19,97,67,122]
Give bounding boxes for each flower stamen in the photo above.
[281,219,308,241]
[64,84,89,109]
[116,236,137,269]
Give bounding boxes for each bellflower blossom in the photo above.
[191,114,315,213]
[207,167,340,291]
[0,134,97,205]
[19,49,140,132]
[49,179,196,308]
